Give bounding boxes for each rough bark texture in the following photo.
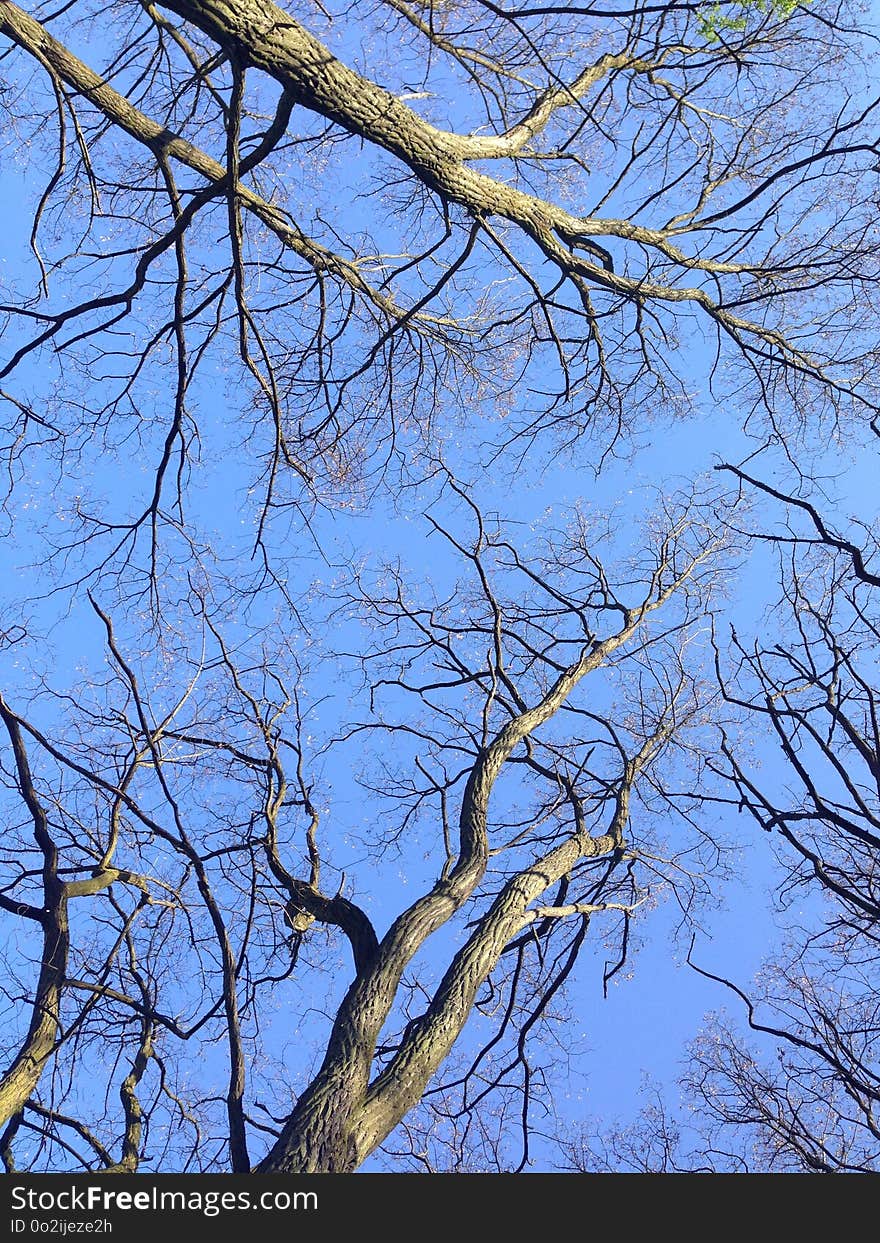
[256,590,684,1171]
[0,699,69,1129]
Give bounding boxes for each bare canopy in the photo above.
[0,0,878,1173]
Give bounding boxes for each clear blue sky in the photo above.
[1,1,876,1172]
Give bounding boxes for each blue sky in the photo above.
[1,0,878,1172]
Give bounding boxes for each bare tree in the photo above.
[572,467,880,1174]
[680,465,880,1172]
[0,485,731,1171]
[1,0,879,1173]
[1,0,878,576]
